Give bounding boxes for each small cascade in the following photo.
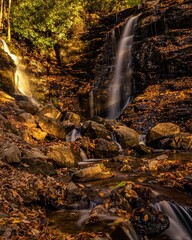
[89,90,94,118]
[66,128,81,142]
[108,15,139,119]
[139,134,146,145]
[111,131,123,152]
[0,39,32,98]
[154,201,192,240]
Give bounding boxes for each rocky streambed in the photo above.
[0,92,191,240]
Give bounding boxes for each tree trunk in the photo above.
[0,0,4,31]
[7,0,11,41]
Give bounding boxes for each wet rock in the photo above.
[46,143,78,167]
[64,182,85,209]
[170,132,192,150]
[36,115,66,139]
[114,126,139,148]
[112,155,136,163]
[64,111,81,127]
[147,122,180,147]
[0,142,21,163]
[120,164,132,173]
[72,164,113,182]
[94,138,120,158]
[81,120,111,140]
[38,103,62,120]
[134,144,152,155]
[131,206,169,237]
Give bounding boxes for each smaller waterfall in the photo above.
[108,15,139,119]
[154,201,192,240]
[66,128,81,142]
[89,90,94,118]
[1,39,32,97]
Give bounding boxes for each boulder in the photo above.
[114,126,140,148]
[147,122,181,147]
[64,111,81,127]
[170,132,192,150]
[148,122,180,141]
[36,115,66,139]
[38,103,62,120]
[94,138,120,158]
[81,120,111,140]
[0,142,21,163]
[72,164,113,182]
[46,143,78,167]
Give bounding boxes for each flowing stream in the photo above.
[107,15,139,119]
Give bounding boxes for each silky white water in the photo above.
[1,39,32,97]
[154,201,192,240]
[108,15,139,119]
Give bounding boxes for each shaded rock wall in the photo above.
[119,0,192,133]
[0,48,16,94]
[91,0,191,133]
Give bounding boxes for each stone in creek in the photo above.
[81,120,111,140]
[94,138,120,158]
[147,122,180,148]
[170,132,192,150]
[131,206,169,238]
[113,125,140,148]
[46,143,78,167]
[72,164,113,182]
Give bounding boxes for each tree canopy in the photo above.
[10,0,140,50]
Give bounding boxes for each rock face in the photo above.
[120,0,192,133]
[0,48,16,94]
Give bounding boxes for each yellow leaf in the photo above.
[144,214,149,222]
[11,218,21,224]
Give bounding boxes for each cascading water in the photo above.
[108,15,139,119]
[154,201,192,240]
[0,39,32,97]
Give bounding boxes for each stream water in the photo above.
[48,152,192,240]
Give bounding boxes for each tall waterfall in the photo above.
[1,39,32,97]
[108,15,139,119]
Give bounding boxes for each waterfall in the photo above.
[89,90,94,118]
[108,15,139,119]
[66,128,81,142]
[154,201,192,240]
[0,39,32,97]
